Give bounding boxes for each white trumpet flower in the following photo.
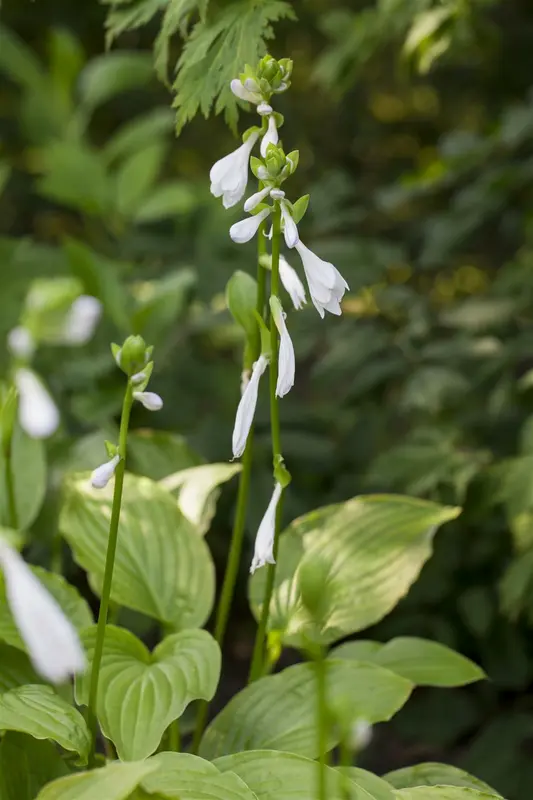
[295,240,349,318]
[7,326,35,360]
[210,132,259,209]
[250,482,283,574]
[230,208,271,244]
[230,78,261,104]
[244,186,271,213]
[15,368,60,440]
[133,391,163,411]
[91,454,120,489]
[280,202,299,249]
[232,354,268,458]
[62,295,102,345]
[270,298,295,398]
[279,256,306,310]
[0,539,85,683]
[260,115,279,158]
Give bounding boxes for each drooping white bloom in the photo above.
[230,208,271,244]
[295,240,349,318]
[260,115,279,158]
[270,298,295,398]
[250,482,283,574]
[244,186,271,213]
[280,202,299,248]
[348,719,373,752]
[210,132,259,209]
[62,295,102,345]
[232,354,268,458]
[91,454,120,489]
[7,326,35,360]
[0,539,85,683]
[279,256,306,310]
[15,368,60,439]
[133,391,163,411]
[230,78,261,104]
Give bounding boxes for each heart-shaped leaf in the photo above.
[76,625,221,760]
[128,430,202,481]
[249,495,460,647]
[332,638,485,687]
[0,422,46,530]
[36,760,157,800]
[0,685,90,764]
[0,732,69,800]
[199,659,411,760]
[140,752,258,800]
[60,472,215,628]
[384,764,500,795]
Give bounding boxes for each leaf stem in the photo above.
[87,380,134,765]
[248,202,282,683]
[4,435,18,531]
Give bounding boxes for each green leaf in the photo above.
[172,1,296,132]
[36,141,113,216]
[337,768,395,800]
[134,181,199,222]
[103,108,174,164]
[75,626,220,760]
[393,790,501,800]
[128,429,203,480]
[60,472,215,628]
[249,495,460,647]
[104,0,169,47]
[226,270,259,341]
[0,567,92,654]
[131,270,196,341]
[154,0,209,84]
[36,760,157,800]
[0,421,46,530]
[0,25,44,89]
[0,642,42,692]
[141,751,258,799]
[79,52,154,110]
[384,764,501,795]
[160,463,241,534]
[215,750,373,800]
[0,732,69,800]
[115,143,166,218]
[332,637,484,687]
[0,685,90,764]
[199,659,411,760]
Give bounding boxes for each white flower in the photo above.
[210,132,259,209]
[244,186,271,213]
[230,78,261,104]
[7,326,35,360]
[232,354,268,458]
[257,102,273,117]
[270,298,295,398]
[348,719,373,752]
[280,202,299,248]
[295,241,349,318]
[131,371,147,385]
[0,539,85,683]
[133,391,163,411]
[260,115,279,158]
[279,256,306,310]
[62,295,102,345]
[230,208,271,244]
[15,368,60,439]
[91,454,120,489]
[250,482,283,574]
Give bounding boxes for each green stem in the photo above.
[190,222,267,755]
[168,718,181,752]
[87,381,134,765]
[4,439,18,531]
[248,203,282,684]
[316,650,328,800]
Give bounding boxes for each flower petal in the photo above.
[91,454,120,489]
[281,203,299,249]
[232,355,268,458]
[230,208,271,244]
[260,116,279,158]
[244,186,271,213]
[279,256,306,310]
[271,297,295,398]
[230,78,261,104]
[15,368,60,440]
[63,295,102,345]
[133,391,163,411]
[250,482,283,573]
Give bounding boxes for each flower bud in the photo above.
[265,145,286,179]
[113,335,149,376]
[259,55,279,83]
[278,58,293,79]
[133,391,163,411]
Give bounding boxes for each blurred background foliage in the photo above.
[2,0,533,797]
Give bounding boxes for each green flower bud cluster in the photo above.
[239,55,293,101]
[250,144,299,185]
[111,335,153,379]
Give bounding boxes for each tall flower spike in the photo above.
[62,295,102,345]
[250,482,283,573]
[230,207,271,244]
[210,132,259,209]
[260,115,279,158]
[295,240,349,318]
[133,391,163,411]
[91,454,120,489]
[0,539,85,683]
[15,368,60,439]
[280,202,299,249]
[270,297,295,398]
[279,256,306,310]
[232,354,269,458]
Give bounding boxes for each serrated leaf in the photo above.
[36,760,157,800]
[0,732,69,800]
[332,637,484,687]
[337,768,395,800]
[79,52,154,109]
[154,0,209,83]
[199,659,411,760]
[384,764,501,795]
[60,472,215,628]
[141,751,258,799]
[160,462,241,534]
[76,626,220,760]
[249,495,460,647]
[104,0,169,47]
[0,685,90,764]
[0,421,46,530]
[115,142,166,217]
[172,1,296,133]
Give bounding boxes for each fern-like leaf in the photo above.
[103,0,169,48]
[154,0,209,84]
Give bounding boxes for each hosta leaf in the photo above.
[394,790,501,800]
[60,472,215,628]
[0,643,42,692]
[332,637,484,687]
[76,626,220,760]
[128,430,202,480]
[0,732,69,800]
[249,495,460,647]
[79,52,154,110]
[115,142,166,218]
[141,751,258,799]
[0,685,90,764]
[36,760,157,800]
[199,659,411,760]
[161,463,241,534]
[0,421,46,530]
[337,768,395,800]
[384,764,500,795]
